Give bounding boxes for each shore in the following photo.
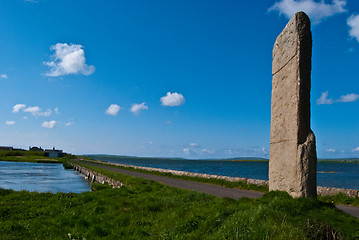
[81,158,359,198]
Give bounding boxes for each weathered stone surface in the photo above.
[269,12,317,198]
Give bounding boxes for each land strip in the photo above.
[75,160,263,199]
[79,158,359,198]
[74,160,359,219]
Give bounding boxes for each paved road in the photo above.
[77,160,359,219]
[336,205,359,219]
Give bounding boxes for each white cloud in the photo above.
[352,147,359,152]
[65,122,74,126]
[337,93,359,103]
[12,104,57,117]
[183,143,215,156]
[201,148,215,154]
[44,43,95,77]
[5,120,15,125]
[55,107,59,114]
[24,106,52,117]
[131,103,148,115]
[41,120,57,129]
[1,74,8,79]
[325,148,336,152]
[12,104,26,113]
[160,92,185,106]
[183,148,190,154]
[106,104,121,116]
[316,91,334,105]
[317,92,359,105]
[269,0,346,23]
[348,14,359,43]
[189,143,200,148]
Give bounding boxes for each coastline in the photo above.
[82,158,359,198]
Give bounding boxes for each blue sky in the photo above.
[0,0,358,159]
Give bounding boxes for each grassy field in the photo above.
[1,153,359,239]
[1,163,359,239]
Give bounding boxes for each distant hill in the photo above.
[318,158,359,162]
[84,154,268,161]
[85,154,358,163]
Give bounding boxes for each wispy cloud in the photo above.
[348,14,359,43]
[1,74,8,79]
[131,103,148,115]
[337,93,359,102]
[24,106,52,117]
[316,91,334,105]
[65,122,74,126]
[189,143,200,148]
[12,104,56,117]
[5,120,15,125]
[352,147,359,152]
[12,104,26,113]
[44,43,95,77]
[183,143,216,156]
[160,92,185,106]
[269,0,347,24]
[325,148,336,153]
[317,92,359,105]
[106,104,122,116]
[41,120,57,129]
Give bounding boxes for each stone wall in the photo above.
[69,162,123,188]
[84,159,358,198]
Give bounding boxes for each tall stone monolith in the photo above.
[269,12,317,198]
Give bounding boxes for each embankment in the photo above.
[68,162,123,188]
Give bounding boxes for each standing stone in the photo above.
[269,12,317,198]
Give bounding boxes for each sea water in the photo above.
[0,161,91,193]
[90,156,359,190]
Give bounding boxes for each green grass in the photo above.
[1,161,359,239]
[1,166,359,239]
[318,193,359,208]
[1,152,358,239]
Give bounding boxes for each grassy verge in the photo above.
[1,162,359,239]
[78,159,359,207]
[319,193,359,208]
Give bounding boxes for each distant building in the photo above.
[29,146,44,151]
[0,146,14,150]
[44,147,64,158]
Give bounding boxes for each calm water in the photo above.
[0,161,91,193]
[91,156,359,190]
